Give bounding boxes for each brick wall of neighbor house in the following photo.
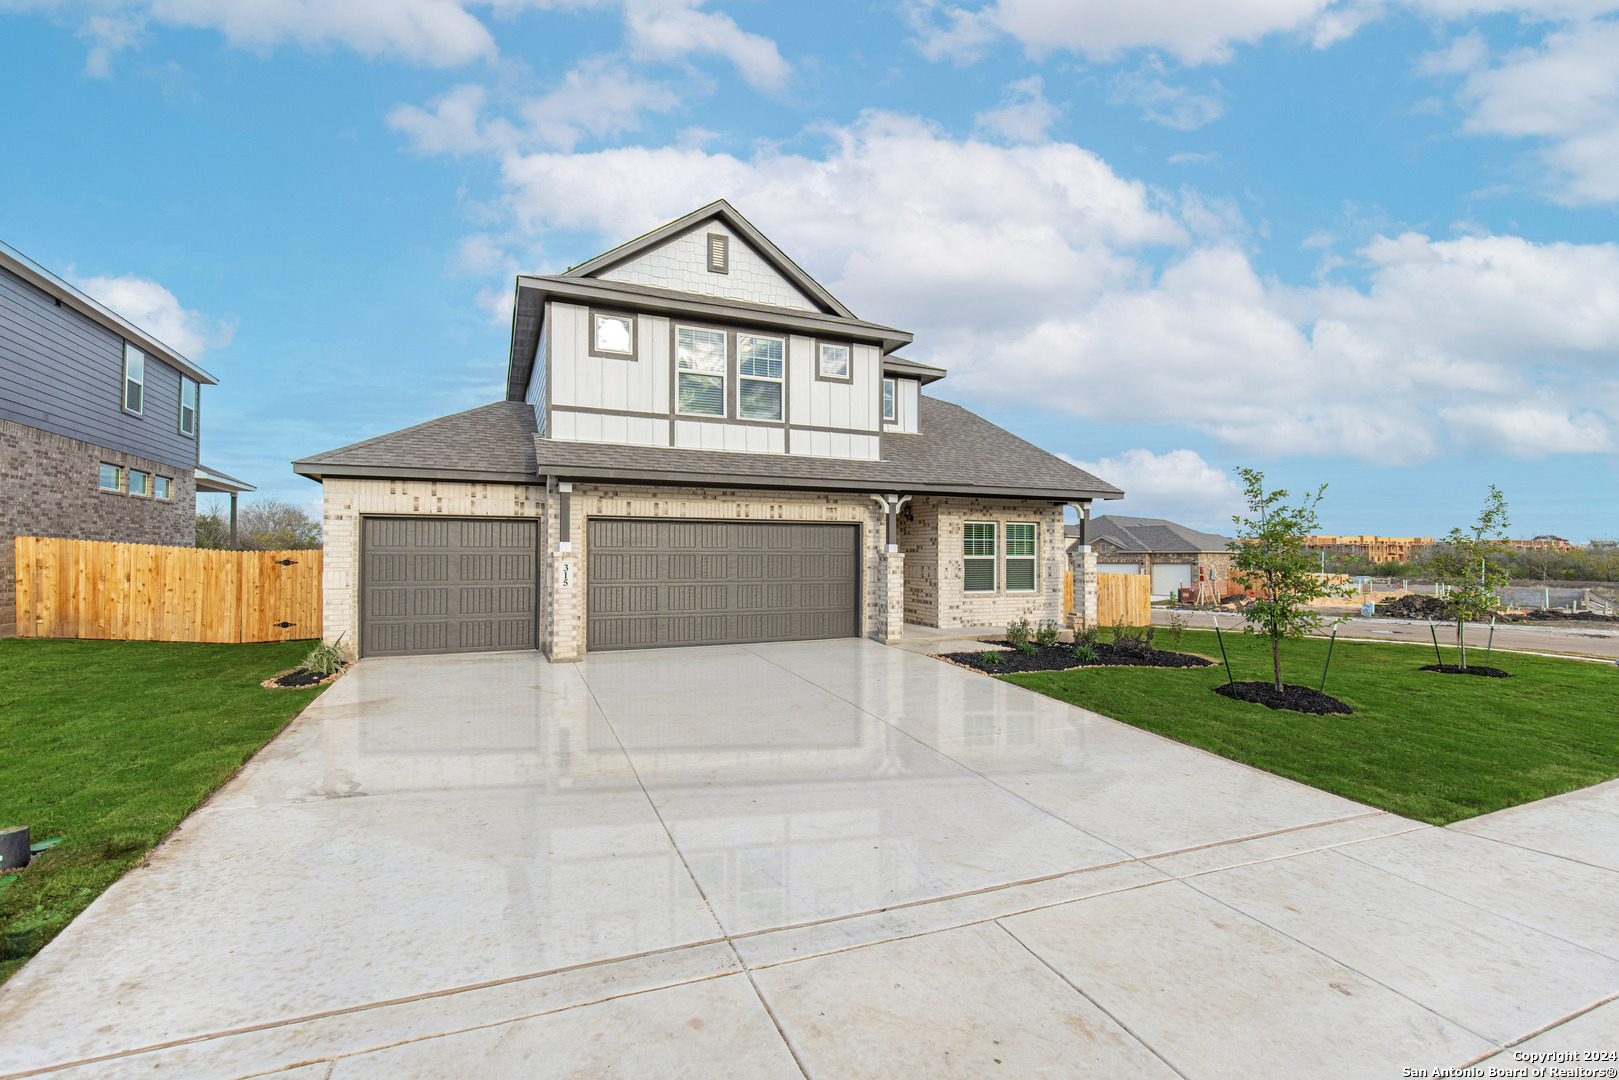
[319,477,548,650]
[0,417,195,631]
[905,497,1067,628]
[550,484,887,658]
[1083,547,1235,593]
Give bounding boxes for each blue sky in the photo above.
[3,0,1616,540]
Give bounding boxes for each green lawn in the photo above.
[1006,629,1619,826]
[0,638,327,984]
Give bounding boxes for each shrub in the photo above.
[301,634,347,677]
[1167,611,1187,650]
[1072,643,1098,663]
[1005,618,1033,650]
[1034,620,1062,647]
[979,650,1004,665]
[1073,622,1101,650]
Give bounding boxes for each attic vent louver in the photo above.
[706,233,729,274]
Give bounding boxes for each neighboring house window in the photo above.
[179,376,198,436]
[128,469,150,497]
[818,342,850,379]
[122,343,145,414]
[154,476,173,500]
[706,233,729,274]
[592,312,634,357]
[98,463,122,493]
[676,326,727,416]
[964,522,996,592]
[738,334,784,421]
[882,378,897,421]
[1006,523,1037,592]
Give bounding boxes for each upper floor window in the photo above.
[591,312,634,357]
[179,377,198,437]
[818,342,850,380]
[122,343,145,415]
[964,522,996,592]
[738,334,784,421]
[98,463,122,493]
[1006,523,1037,592]
[706,233,729,274]
[882,378,897,422]
[676,326,727,417]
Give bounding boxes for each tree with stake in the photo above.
[1429,486,1511,670]
[1228,468,1352,693]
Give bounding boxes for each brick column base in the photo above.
[546,553,582,661]
[1069,545,1099,630]
[878,551,905,644]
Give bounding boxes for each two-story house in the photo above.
[1,241,228,635]
[295,201,1122,659]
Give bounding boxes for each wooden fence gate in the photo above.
[1097,572,1152,627]
[13,537,322,643]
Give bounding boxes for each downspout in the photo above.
[229,491,238,549]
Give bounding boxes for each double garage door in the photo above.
[360,516,859,656]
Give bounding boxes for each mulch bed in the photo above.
[1419,664,1513,678]
[261,666,346,690]
[1213,681,1353,715]
[942,641,1215,675]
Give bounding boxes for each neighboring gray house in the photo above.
[296,200,1123,659]
[1065,515,1233,600]
[1,241,221,633]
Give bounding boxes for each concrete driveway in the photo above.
[2,638,1617,1078]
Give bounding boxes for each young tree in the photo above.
[1228,468,1352,692]
[1429,486,1511,669]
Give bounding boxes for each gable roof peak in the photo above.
[562,199,856,319]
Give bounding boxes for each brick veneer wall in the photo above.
[1083,547,1235,594]
[319,477,548,652]
[902,497,1067,629]
[1,418,195,631]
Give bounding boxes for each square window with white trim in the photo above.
[98,463,122,493]
[1006,523,1037,592]
[122,342,145,414]
[818,342,850,379]
[676,326,727,416]
[964,521,996,592]
[592,312,635,357]
[738,334,784,421]
[128,469,150,497]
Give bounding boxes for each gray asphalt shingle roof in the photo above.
[1066,515,1231,553]
[294,397,1122,501]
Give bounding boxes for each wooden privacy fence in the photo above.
[14,537,322,643]
[1097,572,1152,627]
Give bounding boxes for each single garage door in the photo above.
[1150,562,1193,599]
[362,517,537,656]
[587,519,859,650]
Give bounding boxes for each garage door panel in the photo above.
[362,517,537,657]
[587,519,859,650]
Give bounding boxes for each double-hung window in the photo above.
[882,378,897,422]
[964,522,996,592]
[122,343,145,414]
[738,334,784,421]
[179,377,198,437]
[1006,523,1037,592]
[818,342,849,379]
[676,326,727,416]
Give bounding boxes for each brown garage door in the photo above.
[587,519,859,650]
[361,517,537,656]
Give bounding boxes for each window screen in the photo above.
[179,377,198,436]
[123,343,145,414]
[964,521,996,592]
[883,378,896,421]
[738,334,784,421]
[593,313,634,355]
[818,342,849,379]
[676,326,727,416]
[98,463,122,492]
[1006,523,1037,591]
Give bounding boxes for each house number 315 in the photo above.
[561,561,572,587]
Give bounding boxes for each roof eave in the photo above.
[532,461,1121,501]
[291,462,542,486]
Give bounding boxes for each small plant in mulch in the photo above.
[1420,664,1513,678]
[1004,619,1037,655]
[979,650,1005,665]
[1034,620,1062,648]
[263,635,349,689]
[1213,681,1352,715]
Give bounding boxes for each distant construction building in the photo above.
[1507,535,1577,554]
[1302,536,1433,563]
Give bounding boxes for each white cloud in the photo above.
[76,13,144,77]
[426,110,1619,465]
[1108,60,1227,129]
[974,76,1061,142]
[621,0,790,91]
[1065,449,1246,529]
[1437,19,1619,204]
[387,84,493,154]
[74,273,235,359]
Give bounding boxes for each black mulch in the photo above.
[943,641,1215,675]
[1213,680,1353,715]
[1420,664,1513,678]
[269,668,336,688]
